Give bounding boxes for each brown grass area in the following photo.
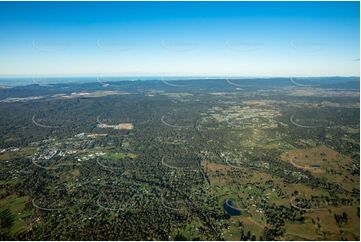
[305,205,360,240]
[284,217,320,240]
[264,175,330,207]
[281,145,358,192]
[0,153,11,161]
[115,123,134,130]
[242,99,287,107]
[245,171,274,183]
[202,161,232,185]
[223,215,267,241]
[283,182,328,198]
[202,160,263,186]
[288,89,359,98]
[0,147,36,161]
[71,169,80,177]
[202,161,231,172]
[284,206,360,240]
[281,145,352,172]
[239,216,267,238]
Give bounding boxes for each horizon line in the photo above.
[0,75,360,79]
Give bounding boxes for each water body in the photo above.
[223,199,241,216]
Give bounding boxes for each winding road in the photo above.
[32,115,59,129]
[290,115,321,128]
[226,79,243,88]
[161,78,189,87]
[160,157,197,171]
[289,77,317,87]
[32,198,67,212]
[161,115,193,128]
[290,196,327,212]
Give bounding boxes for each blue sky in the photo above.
[0,1,359,77]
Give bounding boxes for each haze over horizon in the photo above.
[0,1,359,77]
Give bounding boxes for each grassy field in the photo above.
[281,145,358,192]
[0,195,32,236]
[310,206,359,240]
[202,157,360,240]
[223,216,266,241]
[284,217,320,240]
[0,147,36,161]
